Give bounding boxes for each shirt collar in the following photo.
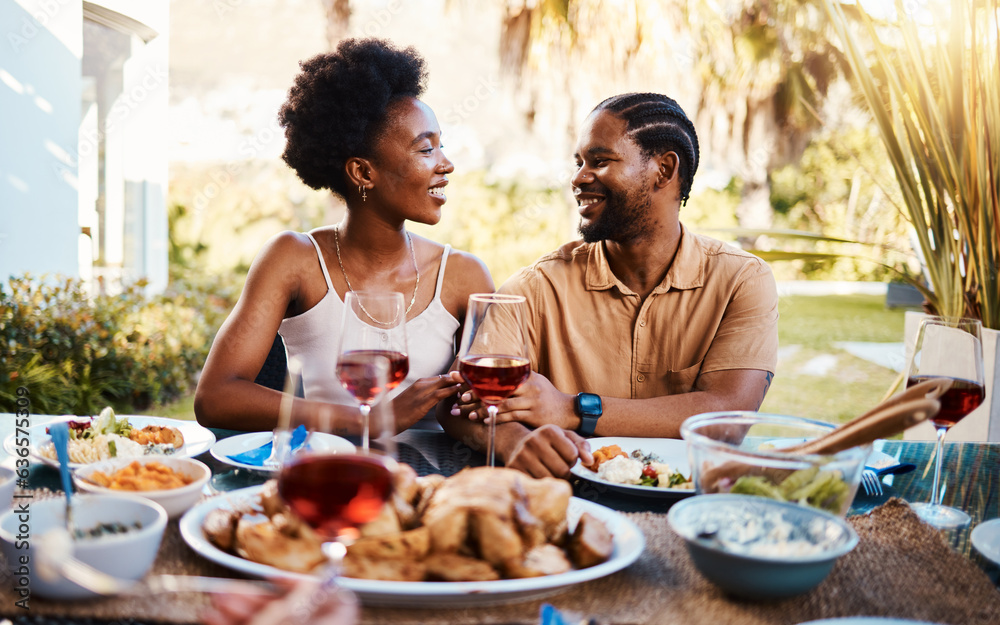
[585,224,706,295]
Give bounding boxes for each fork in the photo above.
[859,462,918,496]
[861,469,884,496]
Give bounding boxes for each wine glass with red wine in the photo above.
[336,291,409,450]
[457,293,531,467]
[905,316,985,529]
[277,360,397,591]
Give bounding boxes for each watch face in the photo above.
[577,393,602,416]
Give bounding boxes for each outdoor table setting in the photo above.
[1,411,999,625]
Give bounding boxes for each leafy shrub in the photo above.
[0,273,237,416]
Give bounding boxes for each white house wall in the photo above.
[0,0,83,282]
[0,0,168,294]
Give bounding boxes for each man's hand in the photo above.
[458,372,577,430]
[503,423,593,479]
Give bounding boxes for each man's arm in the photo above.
[487,367,773,438]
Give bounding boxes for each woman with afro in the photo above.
[195,38,494,434]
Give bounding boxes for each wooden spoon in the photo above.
[698,382,947,494]
[780,377,951,455]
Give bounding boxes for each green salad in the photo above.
[729,466,850,515]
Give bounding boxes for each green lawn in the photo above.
[140,393,196,421]
[145,294,913,427]
[760,294,911,424]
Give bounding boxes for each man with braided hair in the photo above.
[440,93,778,479]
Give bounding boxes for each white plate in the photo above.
[209,432,356,472]
[570,437,695,499]
[971,518,1000,566]
[179,486,645,607]
[2,416,216,469]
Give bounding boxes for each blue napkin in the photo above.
[49,422,73,495]
[227,425,308,465]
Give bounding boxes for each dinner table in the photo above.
[1,413,998,625]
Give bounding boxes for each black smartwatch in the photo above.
[574,392,603,437]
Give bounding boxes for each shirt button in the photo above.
[639,320,647,327]
[637,374,645,382]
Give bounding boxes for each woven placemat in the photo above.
[3,499,998,625]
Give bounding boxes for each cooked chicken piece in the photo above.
[342,555,426,581]
[411,473,446,520]
[393,462,420,506]
[470,509,523,567]
[512,483,546,549]
[507,544,573,578]
[360,501,402,537]
[518,476,572,541]
[203,508,241,553]
[257,479,285,519]
[235,519,325,573]
[129,425,185,448]
[424,507,470,554]
[423,553,500,582]
[566,512,613,568]
[348,527,430,560]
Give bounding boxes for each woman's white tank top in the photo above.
[278,233,460,428]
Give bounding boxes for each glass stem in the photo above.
[319,541,347,590]
[359,404,371,452]
[930,426,948,507]
[486,404,499,468]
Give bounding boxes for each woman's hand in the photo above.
[390,371,464,431]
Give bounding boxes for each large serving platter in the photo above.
[3,416,216,469]
[570,436,695,500]
[179,485,645,608]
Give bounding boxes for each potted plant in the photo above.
[824,0,1000,440]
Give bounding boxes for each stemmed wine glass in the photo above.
[457,293,531,467]
[336,291,409,450]
[905,316,985,529]
[276,358,397,594]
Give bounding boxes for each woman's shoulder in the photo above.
[248,230,324,278]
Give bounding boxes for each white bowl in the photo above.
[0,467,14,510]
[0,494,167,599]
[74,456,211,519]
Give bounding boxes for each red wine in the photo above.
[459,355,530,404]
[907,376,986,427]
[337,350,409,403]
[278,454,393,540]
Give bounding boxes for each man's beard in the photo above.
[578,184,652,243]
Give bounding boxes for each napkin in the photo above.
[226,425,308,466]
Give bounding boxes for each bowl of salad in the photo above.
[680,412,869,517]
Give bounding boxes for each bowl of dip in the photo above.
[667,494,858,599]
[75,456,211,519]
[681,412,869,517]
[0,493,167,600]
